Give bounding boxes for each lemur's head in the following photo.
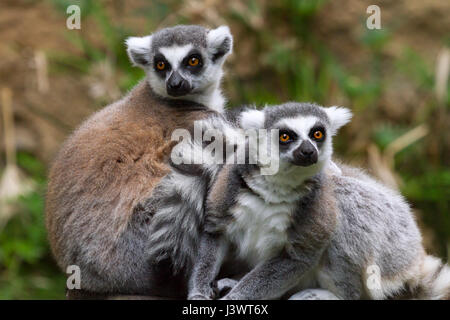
[126,25,232,110]
[240,102,352,175]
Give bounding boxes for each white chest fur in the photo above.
[226,189,297,267]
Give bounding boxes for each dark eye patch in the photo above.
[182,50,203,74]
[309,124,326,142]
[153,53,171,74]
[278,128,297,146]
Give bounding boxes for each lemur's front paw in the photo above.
[219,292,241,300]
[216,278,238,297]
[188,294,212,300]
[188,286,217,300]
[288,289,339,300]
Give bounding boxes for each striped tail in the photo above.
[418,255,450,300]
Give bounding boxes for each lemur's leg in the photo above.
[288,289,340,300]
[188,232,229,300]
[330,268,364,299]
[216,278,238,296]
[318,257,364,300]
[221,253,321,300]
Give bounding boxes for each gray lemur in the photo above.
[126,25,231,111]
[185,102,450,300]
[45,25,233,298]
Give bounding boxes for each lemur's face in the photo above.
[274,115,330,168]
[240,103,352,174]
[126,25,232,99]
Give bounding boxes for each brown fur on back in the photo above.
[45,81,214,293]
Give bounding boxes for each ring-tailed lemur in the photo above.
[180,102,450,300]
[126,25,232,111]
[46,25,233,298]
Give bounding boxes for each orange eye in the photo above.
[156,61,165,70]
[188,57,199,66]
[280,133,290,142]
[313,131,323,140]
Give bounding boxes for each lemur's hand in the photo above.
[216,278,238,297]
[188,284,217,300]
[219,292,242,300]
[188,293,213,300]
[288,289,340,300]
[188,280,218,300]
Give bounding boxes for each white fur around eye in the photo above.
[159,44,193,70]
[274,116,319,140]
[240,109,265,129]
[324,106,352,135]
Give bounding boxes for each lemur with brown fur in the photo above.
[45,25,232,298]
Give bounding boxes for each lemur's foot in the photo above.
[188,294,213,300]
[216,278,238,297]
[288,289,339,300]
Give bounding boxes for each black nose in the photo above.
[167,72,191,97]
[292,141,318,166]
[300,147,314,157]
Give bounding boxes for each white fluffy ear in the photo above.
[324,106,352,135]
[207,26,233,62]
[126,35,152,68]
[240,109,265,129]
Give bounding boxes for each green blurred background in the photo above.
[0,0,449,299]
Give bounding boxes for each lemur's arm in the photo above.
[188,232,229,300]
[221,185,336,300]
[221,250,322,300]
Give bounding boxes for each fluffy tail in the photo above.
[146,114,240,273]
[146,170,209,274]
[417,255,450,300]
